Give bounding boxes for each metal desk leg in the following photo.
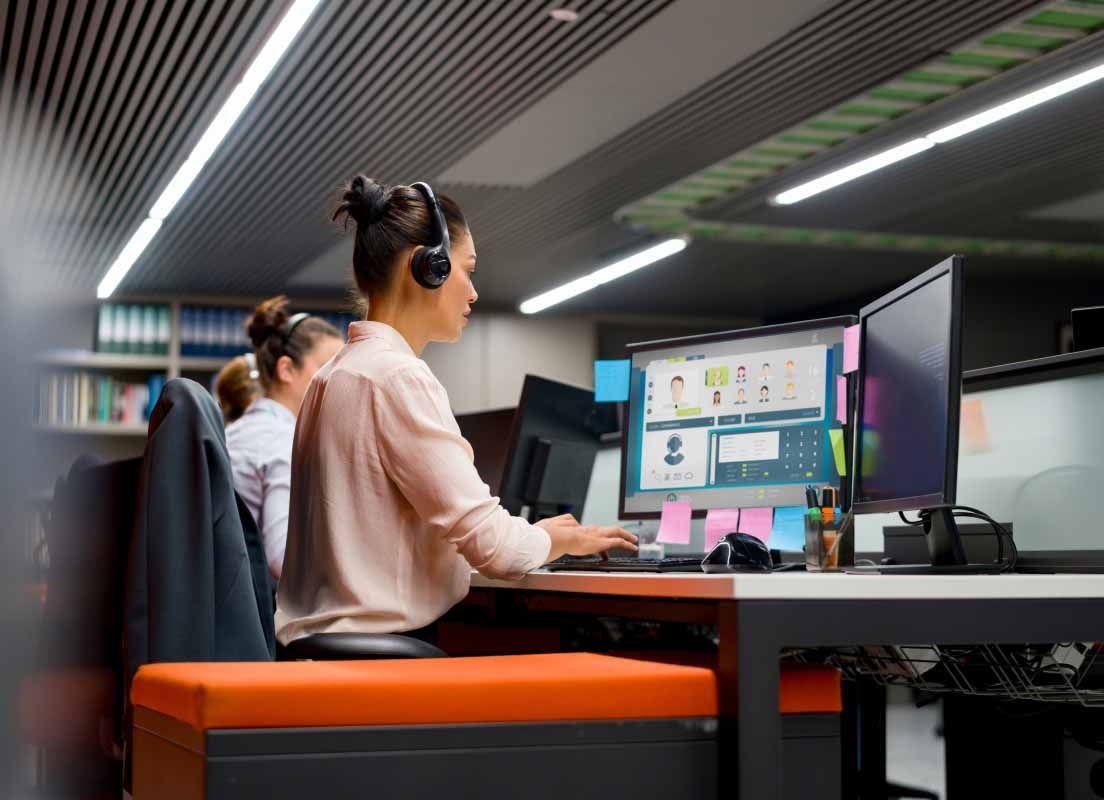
[718,601,781,800]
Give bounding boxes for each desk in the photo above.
[471,570,1104,799]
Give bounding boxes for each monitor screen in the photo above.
[498,375,618,518]
[620,318,854,518]
[852,256,963,513]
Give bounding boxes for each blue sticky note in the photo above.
[771,506,807,552]
[594,359,631,402]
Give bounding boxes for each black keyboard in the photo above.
[545,555,706,573]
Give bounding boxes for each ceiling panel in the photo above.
[5,0,1098,321]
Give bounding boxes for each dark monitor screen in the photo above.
[852,255,964,514]
[498,375,618,518]
[456,408,516,496]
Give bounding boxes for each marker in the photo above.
[805,486,819,509]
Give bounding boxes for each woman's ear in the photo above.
[274,354,296,384]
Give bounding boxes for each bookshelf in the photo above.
[33,297,355,437]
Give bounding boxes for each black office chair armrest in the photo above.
[280,632,447,661]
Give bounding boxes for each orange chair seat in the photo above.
[132,652,840,732]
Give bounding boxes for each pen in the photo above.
[805,486,819,509]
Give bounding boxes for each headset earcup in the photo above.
[411,247,451,289]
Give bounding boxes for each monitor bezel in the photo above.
[851,254,964,515]
[618,316,858,521]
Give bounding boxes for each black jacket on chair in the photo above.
[125,378,275,687]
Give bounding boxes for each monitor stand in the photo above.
[847,508,1004,575]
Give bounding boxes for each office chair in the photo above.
[280,632,446,660]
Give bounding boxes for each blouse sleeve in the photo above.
[370,364,551,579]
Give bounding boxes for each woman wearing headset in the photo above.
[226,297,343,582]
[275,177,636,645]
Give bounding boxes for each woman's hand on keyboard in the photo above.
[537,514,638,563]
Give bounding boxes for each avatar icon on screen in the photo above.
[670,375,685,407]
[706,366,729,387]
[785,359,795,378]
[712,390,722,408]
[736,366,747,383]
[735,387,747,405]
[759,385,770,403]
[664,433,685,466]
[760,363,770,381]
[784,382,796,400]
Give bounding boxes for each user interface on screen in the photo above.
[622,322,848,515]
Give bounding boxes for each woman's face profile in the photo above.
[428,228,478,344]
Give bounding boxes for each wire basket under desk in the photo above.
[786,642,1104,706]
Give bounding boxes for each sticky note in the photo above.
[843,325,860,374]
[657,500,692,544]
[704,508,741,551]
[829,428,847,477]
[739,507,774,543]
[594,359,631,403]
[961,397,991,453]
[835,375,848,424]
[771,506,807,552]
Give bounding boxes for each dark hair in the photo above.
[332,175,468,297]
[215,355,261,424]
[246,296,340,388]
[670,376,684,386]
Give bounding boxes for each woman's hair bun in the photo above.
[246,295,290,348]
[334,174,390,227]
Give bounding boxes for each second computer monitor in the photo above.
[620,317,855,518]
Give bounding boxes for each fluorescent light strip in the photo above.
[773,138,933,205]
[927,61,1104,143]
[519,238,687,314]
[97,0,321,298]
[771,60,1104,206]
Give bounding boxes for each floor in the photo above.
[886,686,946,798]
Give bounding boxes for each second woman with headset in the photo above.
[276,177,636,645]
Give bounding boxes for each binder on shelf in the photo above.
[157,306,171,356]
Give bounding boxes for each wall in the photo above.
[423,314,598,414]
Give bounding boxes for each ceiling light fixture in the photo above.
[519,237,687,314]
[548,8,580,23]
[96,0,322,298]
[771,59,1104,207]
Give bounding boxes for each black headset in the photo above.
[409,181,451,290]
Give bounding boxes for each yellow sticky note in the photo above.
[829,428,847,477]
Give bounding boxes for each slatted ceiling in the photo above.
[3,0,1098,316]
[0,0,285,289]
[463,0,1043,267]
[132,0,674,293]
[729,78,1104,241]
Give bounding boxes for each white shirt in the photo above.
[225,397,296,581]
[275,321,551,644]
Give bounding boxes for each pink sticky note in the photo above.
[739,507,775,543]
[657,500,692,544]
[843,325,860,374]
[705,508,742,550]
[835,375,848,424]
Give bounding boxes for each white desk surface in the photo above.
[471,570,1104,601]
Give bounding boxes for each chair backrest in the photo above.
[127,378,274,683]
[42,457,141,671]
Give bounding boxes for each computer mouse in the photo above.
[702,532,772,573]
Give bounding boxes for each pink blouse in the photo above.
[275,321,551,644]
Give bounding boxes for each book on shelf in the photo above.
[96,303,171,355]
[35,370,166,428]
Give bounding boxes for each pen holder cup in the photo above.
[805,513,855,572]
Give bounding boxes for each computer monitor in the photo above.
[619,317,855,521]
[456,408,516,496]
[852,255,966,566]
[498,375,619,522]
